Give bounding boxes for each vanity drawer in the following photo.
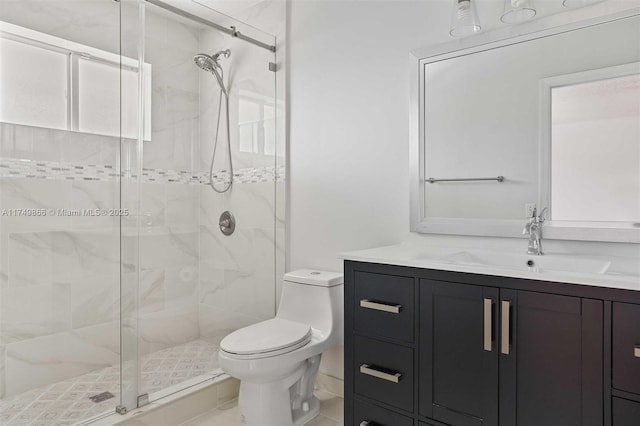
[353,399,413,426]
[354,335,414,412]
[612,397,640,425]
[354,271,414,343]
[613,303,640,395]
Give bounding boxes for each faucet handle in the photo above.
[537,207,548,223]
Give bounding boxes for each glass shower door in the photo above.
[116,0,280,411]
[0,0,124,423]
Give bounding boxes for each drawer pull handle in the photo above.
[359,364,402,383]
[360,422,381,426]
[484,298,493,352]
[360,299,402,314]
[635,346,640,358]
[501,300,511,355]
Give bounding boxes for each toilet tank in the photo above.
[276,269,343,344]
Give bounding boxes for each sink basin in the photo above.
[428,250,611,275]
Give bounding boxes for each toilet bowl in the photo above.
[218,269,343,426]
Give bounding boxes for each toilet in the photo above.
[218,269,344,426]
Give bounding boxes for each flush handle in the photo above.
[359,364,402,383]
[359,299,402,314]
[634,345,640,358]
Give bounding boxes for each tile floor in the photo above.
[0,340,220,426]
[178,389,344,426]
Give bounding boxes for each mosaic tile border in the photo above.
[0,158,286,185]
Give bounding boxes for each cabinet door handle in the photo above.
[501,300,511,355]
[634,345,640,358]
[359,364,402,383]
[359,299,402,314]
[360,422,382,426]
[484,298,493,352]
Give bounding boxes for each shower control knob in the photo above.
[219,211,236,236]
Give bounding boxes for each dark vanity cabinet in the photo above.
[344,261,640,426]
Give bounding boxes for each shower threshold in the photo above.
[0,340,222,426]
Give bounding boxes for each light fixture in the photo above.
[450,0,482,38]
[500,0,536,24]
[562,0,602,8]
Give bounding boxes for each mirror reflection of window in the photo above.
[551,72,640,223]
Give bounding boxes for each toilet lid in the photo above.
[220,318,312,356]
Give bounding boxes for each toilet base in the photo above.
[236,355,322,426]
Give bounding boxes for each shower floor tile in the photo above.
[0,340,220,426]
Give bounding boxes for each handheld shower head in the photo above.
[193,49,234,194]
[193,49,231,97]
[193,49,231,72]
[193,53,218,73]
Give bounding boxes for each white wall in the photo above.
[288,0,640,380]
[289,0,453,272]
[289,0,455,381]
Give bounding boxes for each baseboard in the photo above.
[315,373,344,398]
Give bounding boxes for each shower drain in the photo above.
[89,391,115,403]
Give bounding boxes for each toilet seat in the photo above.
[220,318,312,360]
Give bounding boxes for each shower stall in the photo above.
[0,0,284,423]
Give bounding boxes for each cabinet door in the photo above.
[419,280,499,426]
[612,397,640,426]
[499,290,603,426]
[612,302,640,395]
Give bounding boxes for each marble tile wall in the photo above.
[0,174,120,396]
[197,182,279,345]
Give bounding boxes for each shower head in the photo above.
[193,49,231,72]
[193,53,218,73]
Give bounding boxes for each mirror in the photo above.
[411,9,640,242]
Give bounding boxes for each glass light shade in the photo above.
[501,0,536,24]
[450,0,482,38]
[562,0,602,8]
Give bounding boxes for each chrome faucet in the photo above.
[522,207,547,256]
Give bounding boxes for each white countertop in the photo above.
[338,243,640,292]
